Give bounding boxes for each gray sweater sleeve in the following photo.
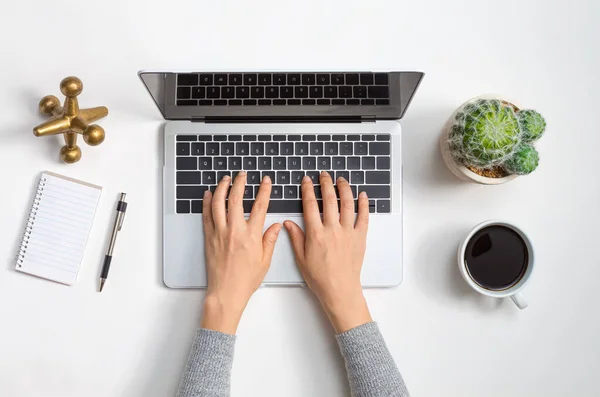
[336,322,410,397]
[176,329,236,397]
[177,322,408,397]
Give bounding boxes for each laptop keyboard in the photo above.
[175,134,392,214]
[176,73,390,107]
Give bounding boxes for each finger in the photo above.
[283,221,306,263]
[212,175,231,229]
[202,189,215,235]
[227,171,246,224]
[337,177,355,228]
[301,175,322,230]
[355,191,369,234]
[249,175,272,228]
[320,171,339,226]
[262,223,282,265]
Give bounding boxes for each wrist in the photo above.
[201,294,245,335]
[320,292,372,334]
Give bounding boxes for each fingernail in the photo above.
[263,175,271,183]
[222,175,231,181]
[359,191,368,198]
[321,171,328,176]
[337,176,346,183]
[203,189,210,198]
[302,175,311,182]
[239,170,246,176]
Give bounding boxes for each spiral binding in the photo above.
[16,176,47,267]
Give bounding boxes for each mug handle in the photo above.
[510,292,528,310]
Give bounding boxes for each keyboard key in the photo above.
[214,100,228,106]
[229,100,242,105]
[243,135,257,141]
[217,171,231,182]
[370,142,390,155]
[368,86,389,98]
[288,157,301,170]
[266,86,278,98]
[231,171,240,180]
[221,143,234,156]
[177,87,191,99]
[246,171,260,185]
[198,135,212,141]
[292,171,304,184]
[316,74,330,85]
[354,142,368,155]
[361,99,375,105]
[244,74,257,85]
[203,171,217,184]
[236,142,249,155]
[288,135,301,141]
[353,86,367,98]
[280,142,294,155]
[346,74,359,85]
[302,74,316,85]
[284,185,298,199]
[243,99,257,105]
[366,171,390,184]
[310,86,323,98]
[336,171,350,181]
[351,171,364,184]
[261,199,303,213]
[251,86,265,99]
[258,74,272,85]
[213,135,227,141]
[178,74,198,86]
[258,157,271,170]
[317,99,331,105]
[288,99,301,105]
[369,200,376,213]
[332,157,346,169]
[358,185,390,198]
[347,99,360,105]
[313,185,322,199]
[318,135,331,141]
[206,87,220,98]
[176,200,190,213]
[177,100,197,106]
[191,200,203,213]
[377,200,391,213]
[177,142,190,155]
[362,157,375,169]
[221,87,235,98]
[295,86,308,98]
[243,157,257,170]
[228,157,242,170]
[280,86,294,98]
[287,74,301,85]
[339,86,353,98]
[303,99,316,105]
[273,135,287,141]
[306,171,319,184]
[177,157,197,170]
[277,171,291,184]
[251,142,264,155]
[273,157,287,170]
[332,99,345,105]
[375,73,388,85]
[199,74,213,85]
[324,86,338,98]
[177,135,197,142]
[332,135,345,141]
[229,74,242,85]
[376,99,390,105]
[362,135,375,141]
[317,157,331,170]
[310,142,323,155]
[348,157,361,170]
[325,170,335,180]
[236,87,249,98]
[340,142,353,155]
[206,143,219,155]
[214,157,227,170]
[377,134,391,141]
[214,74,227,85]
[295,142,308,155]
[177,171,201,184]
[347,135,360,142]
[273,74,286,85]
[190,87,205,99]
[258,135,272,141]
[266,142,279,155]
[244,186,253,199]
[271,185,283,199]
[303,157,317,170]
[332,74,344,85]
[229,135,242,141]
[198,157,212,170]
[360,73,374,85]
[302,135,316,141]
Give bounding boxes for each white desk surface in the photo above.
[1,1,599,396]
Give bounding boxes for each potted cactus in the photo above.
[440,95,546,184]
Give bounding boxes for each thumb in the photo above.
[283,221,305,263]
[262,223,282,265]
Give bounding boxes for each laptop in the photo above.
[139,71,424,288]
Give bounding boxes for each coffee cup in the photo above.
[458,220,534,309]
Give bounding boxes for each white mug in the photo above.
[457,220,534,310]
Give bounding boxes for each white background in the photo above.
[1,0,599,396]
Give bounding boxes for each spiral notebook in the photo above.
[16,171,102,285]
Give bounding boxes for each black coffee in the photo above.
[464,225,528,290]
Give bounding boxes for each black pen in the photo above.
[99,193,127,292]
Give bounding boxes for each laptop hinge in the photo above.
[194,116,370,124]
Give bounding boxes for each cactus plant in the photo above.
[517,110,546,143]
[449,99,522,169]
[504,144,539,175]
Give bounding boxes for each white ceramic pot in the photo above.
[440,94,520,185]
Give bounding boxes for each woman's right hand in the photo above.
[284,172,372,334]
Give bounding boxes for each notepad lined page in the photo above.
[16,172,101,285]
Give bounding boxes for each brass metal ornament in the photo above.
[33,76,108,163]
